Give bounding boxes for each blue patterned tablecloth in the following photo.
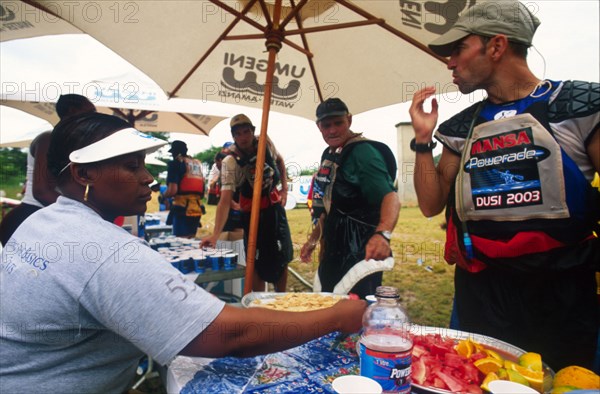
[170,332,360,394]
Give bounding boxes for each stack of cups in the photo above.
[193,251,206,274]
[222,253,237,270]
[208,255,221,271]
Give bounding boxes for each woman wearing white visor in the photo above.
[0,113,366,393]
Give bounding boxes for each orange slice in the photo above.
[506,369,531,386]
[519,352,542,372]
[472,340,485,353]
[474,357,503,375]
[484,348,504,362]
[455,339,475,358]
[511,363,544,392]
[480,372,500,392]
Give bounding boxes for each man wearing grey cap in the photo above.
[409,0,599,369]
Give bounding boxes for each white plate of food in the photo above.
[241,292,349,311]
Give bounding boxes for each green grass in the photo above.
[202,203,454,328]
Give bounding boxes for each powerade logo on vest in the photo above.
[464,127,550,210]
[458,112,570,223]
[442,81,600,272]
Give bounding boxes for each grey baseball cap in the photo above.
[428,0,541,57]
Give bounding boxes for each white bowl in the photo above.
[488,380,539,394]
[331,375,382,394]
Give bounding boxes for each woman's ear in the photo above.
[70,164,91,187]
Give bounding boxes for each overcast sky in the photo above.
[1,1,598,170]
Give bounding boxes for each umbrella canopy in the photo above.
[14,0,474,293]
[0,124,48,148]
[0,99,226,139]
[17,0,460,118]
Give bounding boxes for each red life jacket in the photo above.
[179,157,205,196]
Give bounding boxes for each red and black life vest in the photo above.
[229,141,281,212]
[178,156,205,196]
[311,135,397,223]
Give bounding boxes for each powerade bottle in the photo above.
[359,286,412,393]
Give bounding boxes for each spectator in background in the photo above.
[207,147,244,233]
[164,140,205,238]
[0,94,95,246]
[160,183,170,211]
[201,114,292,292]
[207,149,227,205]
[300,98,399,299]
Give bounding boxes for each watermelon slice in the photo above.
[412,334,486,393]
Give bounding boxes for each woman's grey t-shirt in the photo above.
[0,196,224,393]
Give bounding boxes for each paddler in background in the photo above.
[164,140,206,238]
[300,98,400,299]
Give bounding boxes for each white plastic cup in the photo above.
[331,375,382,394]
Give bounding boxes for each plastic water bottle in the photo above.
[359,286,412,393]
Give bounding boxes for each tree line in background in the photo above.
[0,148,27,184]
[0,147,170,199]
[0,142,316,199]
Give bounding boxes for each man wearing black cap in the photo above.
[201,114,292,292]
[409,0,599,369]
[300,98,400,299]
[164,140,206,237]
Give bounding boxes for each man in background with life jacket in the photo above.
[300,98,400,299]
[409,0,599,370]
[164,140,206,238]
[201,114,292,292]
[207,149,227,205]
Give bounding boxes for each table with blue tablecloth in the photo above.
[165,324,555,394]
[166,332,360,393]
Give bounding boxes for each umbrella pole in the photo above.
[243,0,284,295]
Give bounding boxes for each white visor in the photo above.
[69,128,168,164]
